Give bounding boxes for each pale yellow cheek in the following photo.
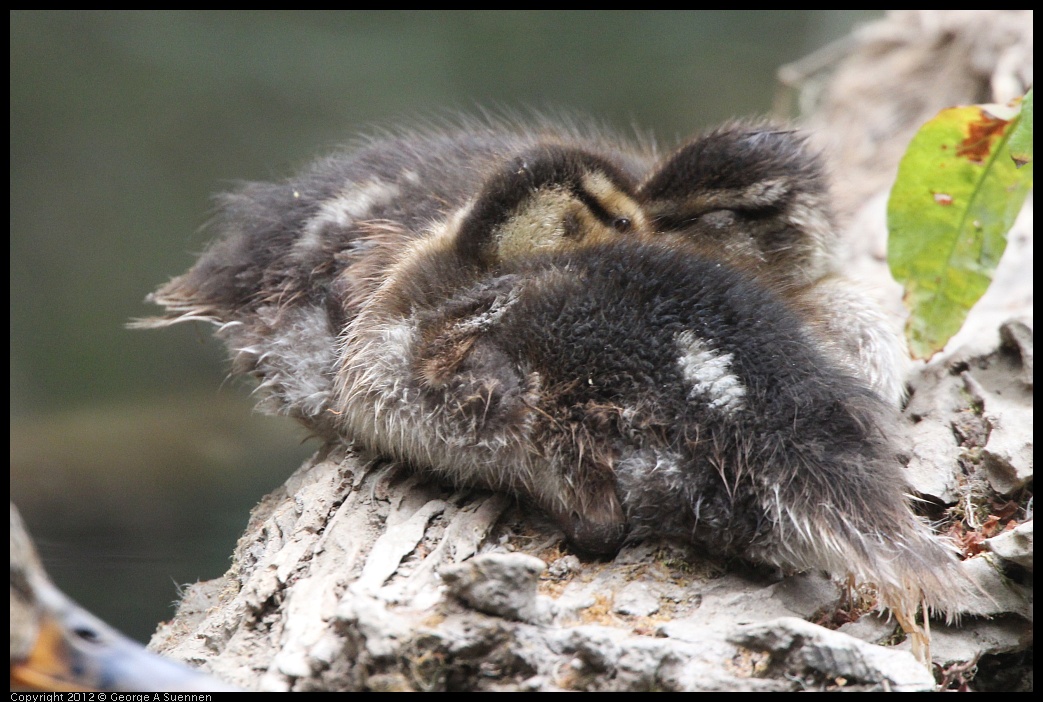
[483,180,657,263]
[493,190,573,260]
[497,208,623,259]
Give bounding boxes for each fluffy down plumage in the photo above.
[137,118,969,627]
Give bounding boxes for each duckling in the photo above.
[10,503,236,691]
[335,144,650,550]
[636,123,908,405]
[140,125,651,438]
[137,119,966,620]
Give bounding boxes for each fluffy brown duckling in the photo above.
[138,119,968,626]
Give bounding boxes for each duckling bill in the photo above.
[137,119,969,620]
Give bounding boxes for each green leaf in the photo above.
[1008,88,1033,167]
[887,104,1033,360]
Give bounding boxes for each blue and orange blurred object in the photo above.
[10,503,238,692]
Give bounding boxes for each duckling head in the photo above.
[452,144,648,267]
[362,143,649,320]
[637,123,837,285]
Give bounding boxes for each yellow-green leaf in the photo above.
[887,104,1033,359]
[1008,88,1032,167]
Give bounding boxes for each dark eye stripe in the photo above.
[573,184,631,232]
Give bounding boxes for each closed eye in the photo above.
[698,209,737,229]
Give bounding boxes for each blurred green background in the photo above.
[10,10,883,643]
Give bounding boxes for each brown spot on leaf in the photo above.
[933,192,954,206]
[955,110,1010,164]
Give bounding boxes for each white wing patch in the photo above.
[296,179,402,254]
[675,331,746,415]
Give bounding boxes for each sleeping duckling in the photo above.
[637,123,908,406]
[138,119,967,622]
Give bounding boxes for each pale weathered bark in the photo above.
[151,11,1033,691]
